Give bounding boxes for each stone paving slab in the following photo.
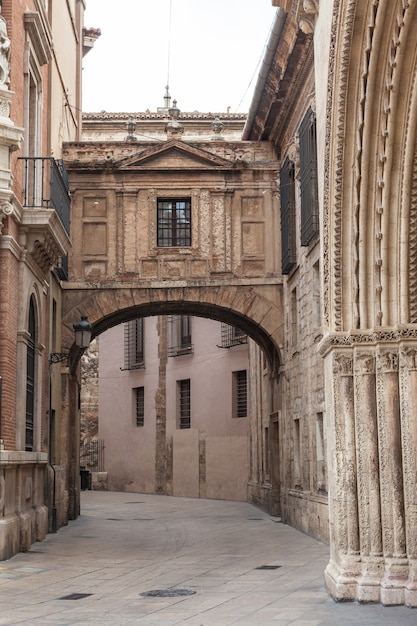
[0,491,415,625]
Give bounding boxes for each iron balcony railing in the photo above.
[19,157,71,235]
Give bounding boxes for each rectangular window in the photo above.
[233,370,247,418]
[124,319,144,369]
[178,379,191,429]
[220,323,248,348]
[157,198,191,247]
[299,108,319,246]
[134,387,144,427]
[280,157,297,274]
[168,315,193,356]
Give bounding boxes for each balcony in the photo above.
[19,157,70,233]
[19,157,71,278]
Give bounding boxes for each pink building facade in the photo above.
[98,316,250,501]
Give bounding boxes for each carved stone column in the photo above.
[324,349,361,600]
[323,332,417,607]
[353,350,383,602]
[376,348,408,605]
[399,344,417,606]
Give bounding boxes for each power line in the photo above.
[166,0,173,89]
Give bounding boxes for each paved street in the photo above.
[0,491,415,625]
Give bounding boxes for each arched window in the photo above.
[25,296,36,451]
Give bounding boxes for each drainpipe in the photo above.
[49,378,57,532]
[242,8,286,140]
[0,375,2,450]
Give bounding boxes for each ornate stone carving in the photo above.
[408,112,417,321]
[299,0,319,33]
[355,352,375,375]
[286,136,300,179]
[165,100,184,139]
[377,350,399,373]
[401,347,417,370]
[320,327,417,357]
[0,7,10,87]
[333,352,353,376]
[0,200,12,233]
[211,117,224,138]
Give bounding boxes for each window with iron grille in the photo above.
[168,315,193,356]
[219,323,247,348]
[299,108,319,246]
[233,370,247,418]
[178,379,191,429]
[157,198,191,247]
[124,319,144,369]
[135,387,145,427]
[280,157,297,274]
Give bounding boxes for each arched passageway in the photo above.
[60,284,284,526]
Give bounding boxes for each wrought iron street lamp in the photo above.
[49,315,92,364]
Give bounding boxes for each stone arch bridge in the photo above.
[61,137,283,366]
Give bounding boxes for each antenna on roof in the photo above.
[165,0,173,106]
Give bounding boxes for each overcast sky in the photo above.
[82,1,277,114]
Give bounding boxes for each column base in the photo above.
[325,558,417,606]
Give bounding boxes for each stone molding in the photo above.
[319,326,417,357]
[24,11,52,66]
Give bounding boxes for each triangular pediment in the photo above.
[116,139,236,171]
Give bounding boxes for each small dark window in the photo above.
[135,387,145,427]
[157,198,191,247]
[178,379,191,429]
[299,108,319,246]
[233,370,247,418]
[280,157,297,273]
[124,319,144,369]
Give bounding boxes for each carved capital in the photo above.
[355,353,375,375]
[378,350,399,373]
[333,353,353,376]
[401,347,417,371]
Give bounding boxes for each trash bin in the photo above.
[80,468,91,490]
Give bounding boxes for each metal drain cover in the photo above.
[140,588,196,597]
